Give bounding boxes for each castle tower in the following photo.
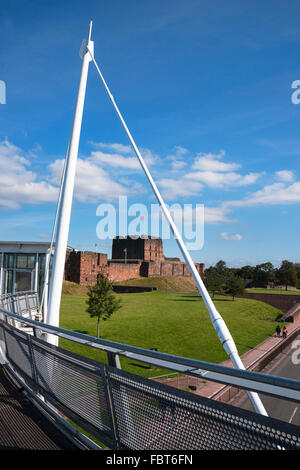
[111,236,164,262]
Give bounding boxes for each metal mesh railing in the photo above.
[107,366,300,450]
[31,336,115,447]
[1,314,300,450]
[4,324,35,383]
[0,319,116,448]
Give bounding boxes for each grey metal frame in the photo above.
[1,292,300,450]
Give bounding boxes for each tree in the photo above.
[294,263,300,284]
[237,265,255,280]
[215,260,227,276]
[276,260,298,290]
[253,262,275,286]
[86,273,122,338]
[204,269,223,298]
[224,275,245,300]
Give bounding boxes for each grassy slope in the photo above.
[62,281,89,295]
[246,288,300,295]
[115,276,198,292]
[59,291,282,378]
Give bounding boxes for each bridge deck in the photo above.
[0,366,78,450]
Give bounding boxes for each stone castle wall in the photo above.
[64,237,204,286]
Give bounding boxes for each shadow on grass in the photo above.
[128,362,152,370]
[168,296,234,302]
[74,330,89,335]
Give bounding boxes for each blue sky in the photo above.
[1,0,300,267]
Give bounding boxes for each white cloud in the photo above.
[166,146,189,160]
[173,146,188,157]
[91,142,132,154]
[0,139,148,210]
[226,181,300,207]
[90,151,141,170]
[0,140,58,209]
[89,142,159,171]
[171,160,187,171]
[204,206,234,224]
[192,150,240,172]
[165,146,188,172]
[169,205,234,225]
[185,170,262,188]
[154,147,263,202]
[220,232,243,241]
[157,178,203,200]
[275,170,295,183]
[181,150,263,189]
[48,158,136,203]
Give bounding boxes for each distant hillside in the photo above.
[62,277,199,295]
[114,276,198,292]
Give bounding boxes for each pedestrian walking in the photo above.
[276,325,281,337]
[282,326,288,339]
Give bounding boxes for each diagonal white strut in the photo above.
[87,44,268,416]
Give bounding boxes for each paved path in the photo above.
[199,317,300,399]
[158,317,300,400]
[0,366,78,450]
[229,341,300,425]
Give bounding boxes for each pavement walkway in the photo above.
[157,317,300,400]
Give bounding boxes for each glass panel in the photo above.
[16,255,27,269]
[38,271,44,300]
[4,254,15,269]
[15,271,32,293]
[6,270,13,294]
[16,254,36,269]
[9,254,15,268]
[38,254,45,272]
[27,255,36,269]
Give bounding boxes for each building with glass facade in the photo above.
[0,242,54,300]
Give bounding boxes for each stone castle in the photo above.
[64,236,205,285]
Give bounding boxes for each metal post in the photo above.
[46,22,94,345]
[0,253,3,296]
[43,249,50,322]
[34,253,38,293]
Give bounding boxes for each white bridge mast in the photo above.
[46,22,94,345]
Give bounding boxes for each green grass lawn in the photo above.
[246,288,300,295]
[59,291,283,378]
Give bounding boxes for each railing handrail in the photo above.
[0,291,38,299]
[1,299,300,403]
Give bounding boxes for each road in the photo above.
[230,335,300,426]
